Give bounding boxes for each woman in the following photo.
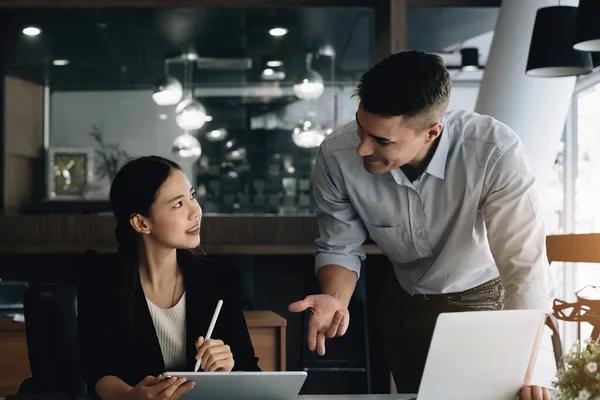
[78,156,260,400]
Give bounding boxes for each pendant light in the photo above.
[526,4,592,77]
[573,0,600,52]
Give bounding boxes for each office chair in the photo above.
[18,283,87,397]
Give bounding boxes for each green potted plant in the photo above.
[89,123,129,182]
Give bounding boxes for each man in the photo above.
[289,51,555,400]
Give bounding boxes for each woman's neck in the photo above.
[137,242,178,292]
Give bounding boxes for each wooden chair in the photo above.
[545,233,600,369]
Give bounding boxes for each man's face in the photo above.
[355,103,431,174]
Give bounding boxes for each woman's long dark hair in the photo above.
[109,155,204,307]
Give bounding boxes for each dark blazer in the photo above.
[77,249,260,397]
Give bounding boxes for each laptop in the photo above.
[415,309,547,400]
[162,371,307,400]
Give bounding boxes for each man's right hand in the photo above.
[288,294,350,356]
[129,375,195,400]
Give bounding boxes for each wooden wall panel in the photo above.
[3,76,44,214]
[4,156,36,216]
[0,214,382,254]
[375,0,407,60]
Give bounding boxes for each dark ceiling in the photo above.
[0,7,374,89]
[0,6,498,91]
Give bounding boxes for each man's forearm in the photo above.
[317,264,358,308]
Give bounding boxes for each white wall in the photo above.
[50,90,195,198]
[448,84,480,113]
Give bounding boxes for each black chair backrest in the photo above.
[23,283,86,397]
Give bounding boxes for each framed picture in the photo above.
[47,147,95,199]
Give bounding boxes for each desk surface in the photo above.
[1,396,415,400]
[299,396,415,400]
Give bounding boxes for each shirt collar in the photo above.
[390,168,409,186]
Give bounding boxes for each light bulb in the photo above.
[172,132,202,162]
[152,76,183,106]
[175,98,207,130]
[292,118,325,148]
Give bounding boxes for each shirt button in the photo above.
[416,228,423,236]
[412,194,419,201]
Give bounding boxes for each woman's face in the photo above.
[146,168,202,249]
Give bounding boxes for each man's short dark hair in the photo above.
[355,50,451,129]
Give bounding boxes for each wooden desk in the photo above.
[244,310,287,371]
[299,396,414,400]
[0,318,29,397]
[0,311,286,397]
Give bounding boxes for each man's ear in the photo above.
[425,121,443,143]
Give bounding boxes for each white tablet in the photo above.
[162,371,307,400]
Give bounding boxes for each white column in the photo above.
[475,0,578,185]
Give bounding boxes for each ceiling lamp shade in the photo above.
[293,53,325,100]
[593,52,600,69]
[526,6,593,77]
[152,76,183,106]
[267,60,283,67]
[293,70,325,100]
[261,67,286,81]
[172,132,202,162]
[573,0,600,52]
[206,128,228,142]
[292,118,325,148]
[175,98,208,130]
[225,147,247,162]
[460,48,479,71]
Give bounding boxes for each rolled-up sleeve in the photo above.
[480,139,554,312]
[313,145,367,278]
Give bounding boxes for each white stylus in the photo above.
[194,299,223,372]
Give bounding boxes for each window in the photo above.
[575,83,600,234]
[541,135,566,236]
[571,81,600,341]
